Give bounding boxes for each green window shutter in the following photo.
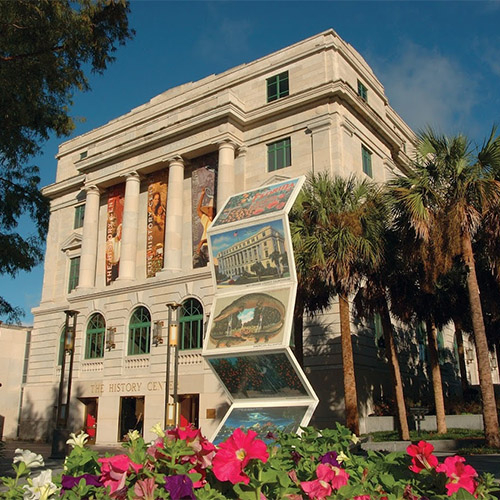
[362,145,373,177]
[267,71,289,102]
[128,307,151,355]
[74,204,85,229]
[85,313,106,359]
[179,298,204,350]
[267,137,291,172]
[68,256,80,292]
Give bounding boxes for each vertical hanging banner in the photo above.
[191,155,217,269]
[146,171,168,277]
[105,183,125,285]
[204,176,318,443]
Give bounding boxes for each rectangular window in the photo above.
[268,137,291,172]
[74,204,85,229]
[68,256,80,292]
[267,71,289,102]
[362,145,373,177]
[358,80,368,101]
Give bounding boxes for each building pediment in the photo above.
[61,232,82,252]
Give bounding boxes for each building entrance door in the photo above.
[119,396,144,441]
[80,398,98,444]
[178,394,199,428]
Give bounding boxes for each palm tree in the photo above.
[294,173,385,435]
[387,128,500,448]
[353,228,411,440]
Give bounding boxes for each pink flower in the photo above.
[166,425,216,487]
[436,456,478,496]
[354,496,371,500]
[98,454,142,498]
[301,463,349,499]
[406,441,438,473]
[212,428,269,485]
[133,477,157,500]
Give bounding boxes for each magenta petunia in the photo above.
[61,473,102,491]
[212,428,269,485]
[436,455,478,496]
[98,454,142,498]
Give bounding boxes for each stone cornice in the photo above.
[41,174,85,199]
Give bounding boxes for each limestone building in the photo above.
[21,29,476,444]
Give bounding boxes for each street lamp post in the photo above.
[164,302,181,429]
[51,309,78,458]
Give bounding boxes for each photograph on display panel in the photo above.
[211,177,304,228]
[207,351,308,400]
[209,217,293,289]
[204,285,294,353]
[212,405,310,445]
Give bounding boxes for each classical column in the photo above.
[77,185,100,289]
[163,156,184,272]
[117,171,141,281]
[217,141,236,209]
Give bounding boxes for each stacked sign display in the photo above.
[203,177,318,444]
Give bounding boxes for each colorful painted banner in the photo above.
[191,159,217,268]
[105,183,125,285]
[146,171,168,277]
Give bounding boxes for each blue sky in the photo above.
[2,0,500,324]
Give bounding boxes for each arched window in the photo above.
[85,313,105,359]
[179,298,203,350]
[128,307,151,355]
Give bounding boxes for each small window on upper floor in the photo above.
[267,71,289,102]
[68,256,80,293]
[357,80,368,101]
[268,137,291,172]
[361,145,373,178]
[74,204,85,229]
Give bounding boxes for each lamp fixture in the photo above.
[106,327,116,351]
[153,320,164,346]
[465,346,474,364]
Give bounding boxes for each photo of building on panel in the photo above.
[209,218,292,288]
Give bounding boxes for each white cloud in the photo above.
[374,42,478,134]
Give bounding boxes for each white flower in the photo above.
[66,431,89,448]
[127,429,141,442]
[351,434,360,445]
[13,449,44,468]
[23,470,58,500]
[337,451,350,463]
[150,422,165,438]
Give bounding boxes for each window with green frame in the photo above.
[85,313,105,359]
[370,314,385,349]
[267,71,289,102]
[68,256,80,293]
[179,298,204,350]
[357,80,368,101]
[128,307,151,355]
[74,204,85,229]
[268,137,291,172]
[361,145,373,177]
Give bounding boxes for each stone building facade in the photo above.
[21,29,482,444]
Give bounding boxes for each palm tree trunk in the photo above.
[462,232,500,448]
[293,294,305,368]
[380,298,410,440]
[453,318,469,396]
[338,294,360,435]
[425,318,447,434]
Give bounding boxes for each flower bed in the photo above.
[1,423,498,499]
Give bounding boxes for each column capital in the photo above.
[121,170,142,182]
[217,139,241,152]
[84,184,102,195]
[163,155,185,167]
